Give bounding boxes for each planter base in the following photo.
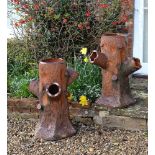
[35,121,76,141]
[96,95,136,108]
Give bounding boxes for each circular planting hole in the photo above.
[46,83,61,97]
[90,51,98,63]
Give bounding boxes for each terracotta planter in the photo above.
[89,33,141,108]
[29,58,79,140]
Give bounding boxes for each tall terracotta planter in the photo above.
[90,33,141,108]
[29,58,79,140]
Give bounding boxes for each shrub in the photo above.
[7,39,38,97]
[8,0,122,61]
[7,38,37,76]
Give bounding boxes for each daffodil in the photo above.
[79,95,88,106]
[84,57,89,62]
[80,48,87,55]
[67,93,73,102]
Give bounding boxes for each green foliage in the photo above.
[67,58,102,103]
[7,38,36,76]
[8,39,38,97]
[8,68,38,98]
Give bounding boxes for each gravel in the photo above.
[8,113,148,155]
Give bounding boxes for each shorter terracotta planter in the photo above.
[29,58,79,141]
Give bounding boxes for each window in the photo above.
[133,0,148,75]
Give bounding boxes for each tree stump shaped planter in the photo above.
[89,33,142,108]
[29,58,79,140]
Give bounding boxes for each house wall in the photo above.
[120,0,134,33]
[120,0,134,56]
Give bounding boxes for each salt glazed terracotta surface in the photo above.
[29,58,79,140]
[90,33,141,108]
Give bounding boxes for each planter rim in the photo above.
[102,33,128,37]
[40,58,65,64]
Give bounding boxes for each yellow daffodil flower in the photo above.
[80,48,87,55]
[84,57,89,63]
[79,95,88,106]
